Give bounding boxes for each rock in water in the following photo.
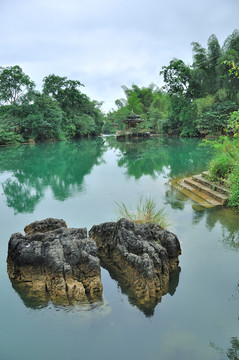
[89,218,181,312]
[24,218,67,235]
[7,219,103,307]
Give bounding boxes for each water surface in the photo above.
[0,137,238,360]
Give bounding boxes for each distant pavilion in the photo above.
[123,113,143,130]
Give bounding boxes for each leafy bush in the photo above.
[207,137,239,180]
[0,130,24,145]
[208,153,234,180]
[196,101,237,133]
[206,135,239,209]
[228,164,239,208]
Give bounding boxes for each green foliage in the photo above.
[0,130,24,145]
[0,67,104,144]
[206,136,239,209]
[0,65,35,105]
[208,152,234,180]
[115,195,169,228]
[42,74,84,103]
[74,114,96,136]
[160,59,191,97]
[222,60,239,79]
[20,93,63,140]
[227,163,239,208]
[105,84,170,134]
[194,95,215,116]
[228,110,239,140]
[160,29,239,137]
[196,101,237,133]
[223,29,239,54]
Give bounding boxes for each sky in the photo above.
[1,0,239,112]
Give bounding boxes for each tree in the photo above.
[42,74,84,99]
[0,65,35,105]
[43,74,103,136]
[207,34,221,94]
[160,59,192,97]
[42,74,85,115]
[160,29,239,136]
[223,29,239,55]
[191,42,207,70]
[19,92,63,140]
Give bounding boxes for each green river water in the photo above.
[0,136,238,360]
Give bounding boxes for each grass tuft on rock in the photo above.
[115,196,169,229]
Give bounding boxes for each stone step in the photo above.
[192,174,229,196]
[176,179,223,207]
[183,177,228,205]
[171,179,217,208]
[201,171,209,178]
[201,171,228,187]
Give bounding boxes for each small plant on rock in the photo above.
[115,195,169,229]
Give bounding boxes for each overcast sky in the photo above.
[1,0,239,112]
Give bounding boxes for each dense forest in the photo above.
[0,29,238,144]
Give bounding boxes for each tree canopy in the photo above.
[0,65,35,105]
[159,29,239,137]
[0,68,104,144]
[0,29,239,144]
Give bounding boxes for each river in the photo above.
[0,136,238,360]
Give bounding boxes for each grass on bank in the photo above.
[206,136,239,209]
[115,196,169,229]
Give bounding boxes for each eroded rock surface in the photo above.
[89,218,181,312]
[24,218,67,235]
[7,219,102,306]
[7,217,181,314]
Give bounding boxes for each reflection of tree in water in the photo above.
[2,179,44,214]
[0,137,212,213]
[0,138,106,213]
[227,337,239,360]
[164,188,186,211]
[106,137,212,180]
[192,207,239,251]
[210,337,239,360]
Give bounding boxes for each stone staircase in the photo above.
[171,171,229,208]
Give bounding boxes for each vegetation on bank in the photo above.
[0,29,238,144]
[0,67,104,145]
[104,29,239,137]
[103,84,170,134]
[205,136,239,209]
[205,58,239,209]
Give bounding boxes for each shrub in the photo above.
[228,163,239,208]
[0,130,24,145]
[206,135,239,209]
[207,136,239,181]
[208,152,234,180]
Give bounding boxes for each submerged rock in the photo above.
[7,219,103,306]
[89,218,181,313]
